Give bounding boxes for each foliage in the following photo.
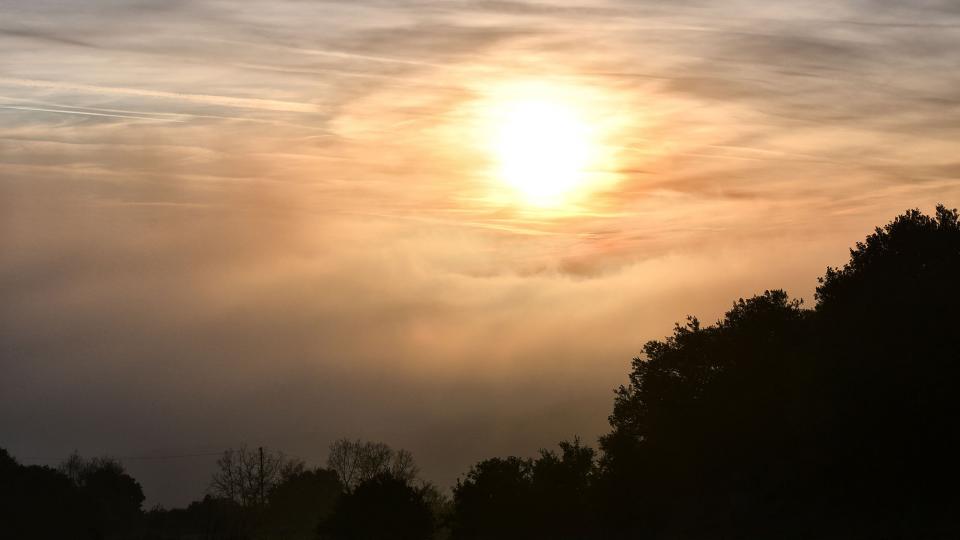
[0,449,91,539]
[0,449,145,539]
[59,451,146,535]
[263,468,343,540]
[451,439,598,540]
[320,474,434,540]
[591,205,960,538]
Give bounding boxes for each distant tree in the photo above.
[208,445,304,508]
[58,451,146,537]
[326,439,419,491]
[450,440,598,540]
[529,438,597,539]
[319,474,434,540]
[262,468,342,540]
[417,481,453,539]
[0,448,92,539]
[142,494,246,540]
[451,456,534,540]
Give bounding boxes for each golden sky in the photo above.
[2,0,959,505]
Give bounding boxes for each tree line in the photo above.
[3,204,960,539]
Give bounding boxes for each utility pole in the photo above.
[258,446,264,506]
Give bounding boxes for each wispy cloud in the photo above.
[0,104,185,122]
[0,78,325,113]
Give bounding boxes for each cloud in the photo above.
[0,78,325,113]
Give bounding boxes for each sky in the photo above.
[2,0,959,507]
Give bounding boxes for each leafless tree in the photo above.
[390,448,419,482]
[208,445,304,507]
[326,438,419,491]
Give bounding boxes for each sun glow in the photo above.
[478,81,619,208]
[493,100,592,205]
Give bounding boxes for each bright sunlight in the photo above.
[493,99,592,205]
[478,80,620,208]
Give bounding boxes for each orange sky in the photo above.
[2,0,959,506]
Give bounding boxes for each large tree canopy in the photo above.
[594,205,960,539]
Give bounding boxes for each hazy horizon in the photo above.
[2,0,959,507]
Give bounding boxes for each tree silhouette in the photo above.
[452,456,534,540]
[142,494,246,540]
[529,438,597,540]
[326,438,419,492]
[593,205,960,538]
[208,445,304,508]
[58,452,146,538]
[451,440,599,540]
[450,205,960,539]
[1,448,92,539]
[320,474,434,540]
[810,204,960,537]
[263,468,342,540]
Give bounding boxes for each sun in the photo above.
[491,99,592,205]
[479,81,609,207]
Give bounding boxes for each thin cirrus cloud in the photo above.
[0,78,325,113]
[1,0,959,507]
